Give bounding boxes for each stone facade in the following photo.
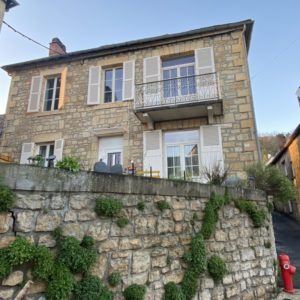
[0,20,260,179]
[0,164,276,299]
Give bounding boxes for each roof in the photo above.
[267,123,300,165]
[2,19,254,73]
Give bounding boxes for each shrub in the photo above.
[45,264,74,300]
[123,284,146,300]
[56,156,81,173]
[0,183,15,212]
[181,269,199,300]
[116,217,129,228]
[163,282,185,300]
[208,255,227,283]
[95,197,123,217]
[190,233,206,275]
[201,162,229,186]
[234,199,266,227]
[56,235,97,274]
[0,248,12,279]
[81,235,95,250]
[246,163,296,202]
[137,202,145,211]
[74,275,113,300]
[7,237,34,266]
[28,154,44,167]
[156,200,170,212]
[32,246,54,281]
[108,272,122,287]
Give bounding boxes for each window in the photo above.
[44,76,61,111]
[104,68,123,103]
[38,143,55,167]
[162,55,196,98]
[164,130,200,180]
[99,136,123,167]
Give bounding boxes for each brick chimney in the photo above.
[49,38,66,56]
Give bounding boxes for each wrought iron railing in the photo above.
[135,73,219,109]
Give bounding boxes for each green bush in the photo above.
[137,202,145,211]
[190,233,206,275]
[32,246,54,281]
[123,284,146,300]
[181,269,199,300]
[116,217,129,228]
[7,237,34,266]
[56,156,81,173]
[45,264,74,300]
[163,282,185,300]
[28,154,44,167]
[234,199,266,227]
[74,275,113,300]
[95,197,123,217]
[201,193,224,240]
[0,248,12,279]
[56,235,97,274]
[207,255,227,283]
[0,183,15,212]
[108,272,122,287]
[246,163,296,202]
[81,235,95,250]
[156,200,170,212]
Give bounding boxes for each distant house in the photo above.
[268,123,300,219]
[0,0,18,32]
[1,19,261,181]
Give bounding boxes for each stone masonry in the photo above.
[0,164,276,299]
[1,21,259,178]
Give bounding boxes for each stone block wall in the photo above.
[1,25,259,177]
[0,164,276,299]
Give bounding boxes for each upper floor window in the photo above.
[162,55,196,98]
[104,67,123,103]
[44,76,61,111]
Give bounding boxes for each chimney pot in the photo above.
[49,38,67,56]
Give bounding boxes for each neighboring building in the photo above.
[268,123,300,219]
[0,0,18,32]
[0,19,260,181]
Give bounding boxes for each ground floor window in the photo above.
[99,136,123,168]
[38,143,55,167]
[164,130,200,180]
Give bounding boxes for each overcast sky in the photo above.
[0,0,299,133]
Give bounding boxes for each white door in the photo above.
[98,136,123,167]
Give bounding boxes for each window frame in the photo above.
[103,67,123,103]
[37,142,55,167]
[43,75,61,112]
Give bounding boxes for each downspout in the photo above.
[241,24,262,162]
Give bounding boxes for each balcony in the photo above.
[134,73,223,125]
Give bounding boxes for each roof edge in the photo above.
[2,19,254,73]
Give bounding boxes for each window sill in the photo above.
[27,110,64,117]
[88,100,133,110]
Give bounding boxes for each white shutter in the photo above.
[200,125,223,176]
[87,66,101,105]
[123,60,135,100]
[20,143,34,164]
[143,56,161,106]
[195,47,215,75]
[54,139,64,163]
[27,76,42,112]
[143,130,163,176]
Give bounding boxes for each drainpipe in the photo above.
[241,24,262,162]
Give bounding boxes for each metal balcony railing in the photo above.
[135,73,219,109]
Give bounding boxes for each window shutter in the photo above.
[123,60,135,100]
[200,125,224,178]
[195,47,215,75]
[143,56,161,106]
[27,76,42,112]
[143,130,162,176]
[87,66,101,105]
[20,143,34,164]
[54,139,64,163]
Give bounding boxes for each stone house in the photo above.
[268,123,300,219]
[0,19,260,181]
